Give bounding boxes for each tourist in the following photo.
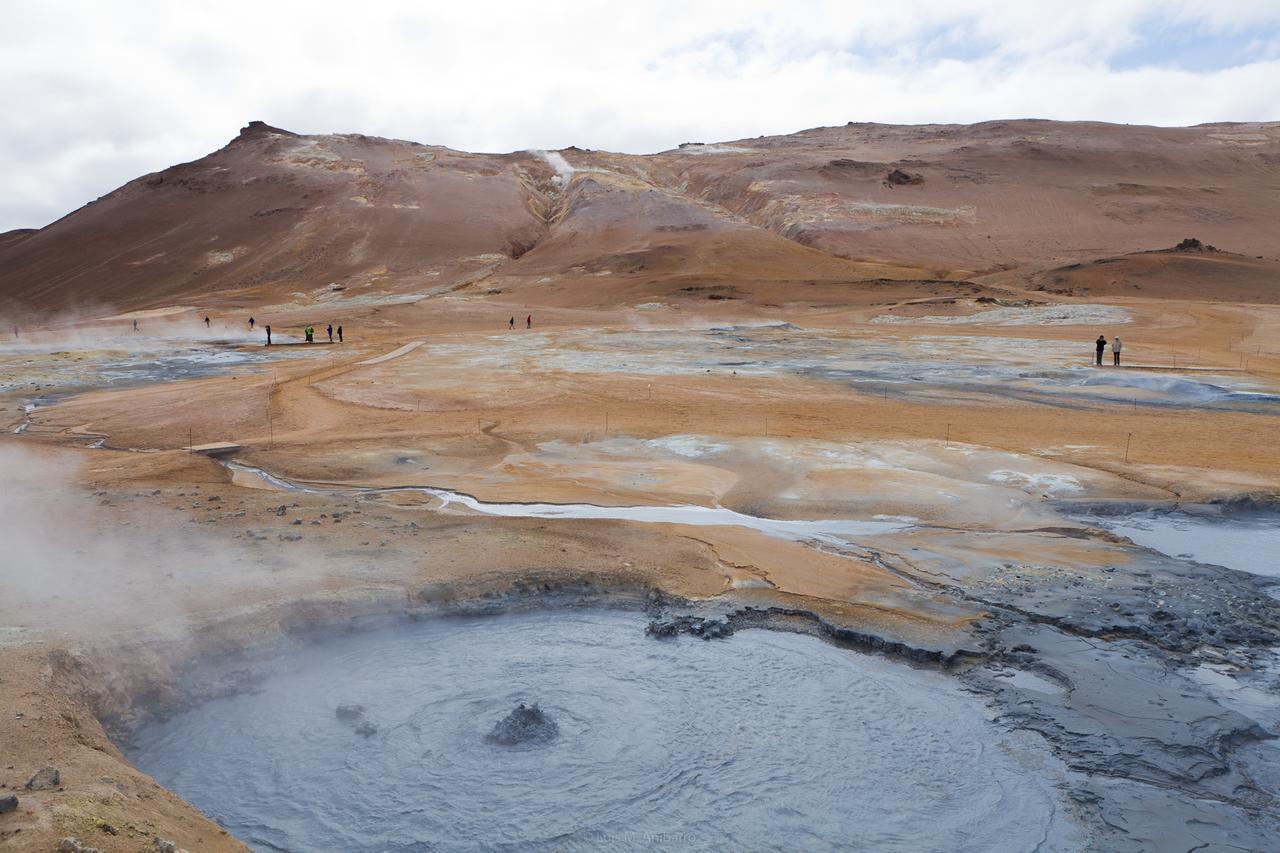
[1112,336,1122,366]
[204,316,210,328]
[327,323,334,343]
[265,325,272,345]
[1095,335,1106,366]
[305,325,314,343]
[133,319,139,332]
[526,314,532,329]
[249,317,255,330]
[509,316,515,330]
[337,325,343,343]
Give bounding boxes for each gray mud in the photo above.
[124,609,1083,853]
[704,325,1280,413]
[1068,503,1280,579]
[68,551,1280,853]
[0,339,317,398]
[104,458,1280,850]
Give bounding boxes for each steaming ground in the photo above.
[0,322,319,399]
[2,284,1280,850]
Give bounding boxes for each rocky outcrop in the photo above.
[1172,236,1219,252]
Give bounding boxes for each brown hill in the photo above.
[2,119,1279,315]
[1030,243,1280,303]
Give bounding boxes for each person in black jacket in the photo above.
[1095,335,1107,366]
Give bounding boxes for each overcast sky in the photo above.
[2,0,1279,232]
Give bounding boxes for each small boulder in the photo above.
[335,704,364,721]
[0,794,17,814]
[885,168,924,186]
[487,703,559,746]
[354,721,378,738]
[58,840,100,853]
[25,765,59,790]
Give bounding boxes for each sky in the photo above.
[2,0,1279,232]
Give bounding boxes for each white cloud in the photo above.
[0,0,1278,231]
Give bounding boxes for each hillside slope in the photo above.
[2,119,1278,314]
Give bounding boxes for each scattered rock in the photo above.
[25,766,59,790]
[274,505,287,516]
[487,703,559,745]
[354,721,378,738]
[647,614,733,639]
[0,793,16,814]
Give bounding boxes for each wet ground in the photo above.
[334,324,1280,414]
[0,330,320,398]
[126,609,1081,853]
[1072,505,1280,578]
[225,460,913,545]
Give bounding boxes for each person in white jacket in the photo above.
[1112,336,1122,366]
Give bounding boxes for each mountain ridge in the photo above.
[2,118,1278,314]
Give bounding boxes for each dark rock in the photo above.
[487,703,559,746]
[885,168,924,186]
[647,614,733,640]
[1172,237,1218,252]
[0,793,16,814]
[25,766,59,790]
[354,721,378,738]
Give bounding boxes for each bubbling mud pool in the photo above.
[125,610,1080,852]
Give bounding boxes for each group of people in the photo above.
[1095,334,1123,366]
[508,315,533,329]
[301,323,342,343]
[198,315,343,346]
